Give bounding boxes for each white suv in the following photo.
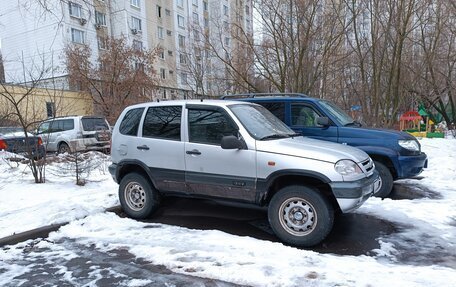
[109,100,380,247]
[37,116,111,153]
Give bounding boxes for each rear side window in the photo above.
[119,108,144,136]
[142,106,182,141]
[259,102,285,122]
[82,117,109,131]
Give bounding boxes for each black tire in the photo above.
[58,142,71,154]
[373,161,393,198]
[119,173,160,219]
[268,185,334,247]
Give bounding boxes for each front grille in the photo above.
[361,158,374,173]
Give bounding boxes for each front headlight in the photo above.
[334,160,362,176]
[398,140,420,152]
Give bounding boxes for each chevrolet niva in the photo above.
[109,100,381,247]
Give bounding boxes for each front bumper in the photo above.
[329,170,380,213]
[396,152,428,179]
[108,163,117,182]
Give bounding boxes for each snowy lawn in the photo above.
[0,138,455,286]
[0,152,118,238]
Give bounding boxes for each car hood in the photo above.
[340,126,417,140]
[255,136,369,163]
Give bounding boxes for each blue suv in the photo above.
[223,93,428,197]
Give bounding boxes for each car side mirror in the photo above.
[221,135,245,150]
[316,116,330,126]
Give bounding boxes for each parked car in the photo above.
[109,100,380,247]
[36,116,111,154]
[0,127,45,158]
[222,93,428,198]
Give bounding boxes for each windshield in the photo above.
[318,100,354,126]
[229,104,296,140]
[0,127,23,135]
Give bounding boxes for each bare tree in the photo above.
[65,37,159,123]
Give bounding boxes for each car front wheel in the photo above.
[373,161,393,198]
[268,185,334,247]
[119,173,160,219]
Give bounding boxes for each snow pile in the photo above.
[0,151,118,238]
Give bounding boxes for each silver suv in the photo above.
[109,100,380,247]
[37,116,111,153]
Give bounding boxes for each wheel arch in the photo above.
[116,160,157,190]
[259,170,340,213]
[369,154,397,179]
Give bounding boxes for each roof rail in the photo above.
[220,93,308,99]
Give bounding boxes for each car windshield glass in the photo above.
[0,127,23,135]
[81,118,109,131]
[229,104,295,140]
[318,100,354,126]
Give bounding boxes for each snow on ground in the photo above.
[0,138,455,286]
[0,151,118,238]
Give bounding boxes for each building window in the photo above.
[224,37,230,46]
[223,5,228,16]
[181,72,187,84]
[193,29,200,41]
[131,16,142,31]
[193,12,199,25]
[160,68,166,79]
[179,53,187,64]
[46,102,55,118]
[157,26,164,39]
[69,2,82,18]
[134,62,144,71]
[203,1,208,11]
[223,21,229,31]
[168,50,173,56]
[246,5,250,15]
[177,0,183,8]
[97,36,107,49]
[95,11,106,26]
[178,34,185,48]
[193,0,198,6]
[132,40,143,51]
[159,49,165,59]
[167,30,172,36]
[177,15,185,28]
[71,28,84,44]
[204,18,209,28]
[131,0,140,8]
[156,5,162,18]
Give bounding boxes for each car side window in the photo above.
[120,108,145,136]
[260,102,285,122]
[188,108,237,145]
[63,119,75,131]
[37,122,50,134]
[142,106,182,141]
[49,120,63,132]
[291,105,321,127]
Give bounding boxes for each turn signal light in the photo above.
[37,137,43,146]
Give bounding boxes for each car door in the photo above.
[136,105,186,193]
[184,104,257,202]
[289,103,338,142]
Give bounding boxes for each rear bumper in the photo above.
[329,171,380,213]
[396,152,428,179]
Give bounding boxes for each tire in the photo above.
[58,142,71,154]
[119,173,160,219]
[268,185,334,247]
[373,161,393,198]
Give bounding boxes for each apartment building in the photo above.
[0,0,252,98]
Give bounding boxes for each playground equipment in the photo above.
[399,109,444,138]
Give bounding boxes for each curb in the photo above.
[0,205,122,248]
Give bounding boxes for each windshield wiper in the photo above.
[287,132,302,138]
[259,134,290,140]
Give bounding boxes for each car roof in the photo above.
[221,93,321,103]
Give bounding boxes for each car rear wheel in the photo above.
[58,142,71,154]
[119,173,160,219]
[373,161,393,198]
[268,185,334,247]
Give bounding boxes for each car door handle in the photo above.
[137,145,150,150]
[186,149,201,155]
